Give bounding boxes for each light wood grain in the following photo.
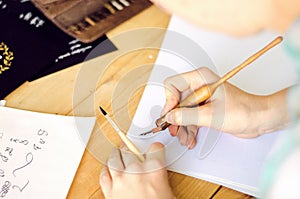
[4,5,252,199]
[213,187,254,199]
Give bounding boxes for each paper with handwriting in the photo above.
[0,107,95,198]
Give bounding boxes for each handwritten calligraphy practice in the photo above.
[0,107,95,198]
[0,127,49,198]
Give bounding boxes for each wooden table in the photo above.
[5,5,253,199]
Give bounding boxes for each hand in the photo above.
[150,0,300,36]
[162,67,290,148]
[99,142,174,199]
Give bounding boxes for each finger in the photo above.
[181,88,195,102]
[107,148,124,180]
[164,68,218,96]
[145,142,165,163]
[186,125,198,149]
[162,68,218,115]
[168,125,179,136]
[166,104,213,127]
[99,166,112,198]
[119,147,140,173]
[162,72,192,114]
[177,126,188,146]
[145,142,166,171]
[119,142,126,148]
[162,85,180,115]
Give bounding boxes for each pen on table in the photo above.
[99,106,145,162]
[140,36,283,136]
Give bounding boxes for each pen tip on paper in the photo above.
[139,130,153,136]
[99,106,107,116]
[139,127,162,136]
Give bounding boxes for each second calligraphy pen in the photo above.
[140,36,283,136]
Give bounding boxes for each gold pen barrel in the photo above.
[154,83,215,131]
[179,83,215,107]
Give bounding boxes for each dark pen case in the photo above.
[31,0,152,43]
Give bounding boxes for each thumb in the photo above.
[165,105,212,127]
[145,142,165,165]
[99,167,112,199]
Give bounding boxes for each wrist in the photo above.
[252,90,290,135]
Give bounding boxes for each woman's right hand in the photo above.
[162,67,290,149]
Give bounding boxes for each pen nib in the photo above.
[139,130,153,136]
[139,127,163,136]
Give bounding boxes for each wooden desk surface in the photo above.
[5,5,253,199]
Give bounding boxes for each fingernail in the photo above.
[188,139,196,149]
[166,112,173,123]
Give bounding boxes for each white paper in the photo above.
[127,16,298,197]
[0,107,95,198]
[0,101,6,107]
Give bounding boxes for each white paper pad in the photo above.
[127,16,298,197]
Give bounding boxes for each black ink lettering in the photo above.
[37,129,48,136]
[5,147,13,156]
[10,138,29,145]
[20,0,31,3]
[12,180,29,193]
[33,144,42,150]
[0,153,8,163]
[0,169,4,177]
[0,181,11,198]
[12,152,33,177]
[39,138,45,144]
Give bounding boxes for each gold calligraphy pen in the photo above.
[99,106,145,162]
[140,36,283,136]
